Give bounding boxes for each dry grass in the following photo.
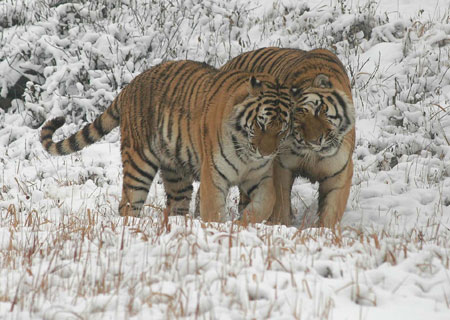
[1,189,449,319]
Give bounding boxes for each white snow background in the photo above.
[0,0,450,319]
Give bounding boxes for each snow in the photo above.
[1,0,450,319]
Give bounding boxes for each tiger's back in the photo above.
[118,61,215,177]
[221,47,355,227]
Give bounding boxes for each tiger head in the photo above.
[289,74,355,157]
[231,75,292,159]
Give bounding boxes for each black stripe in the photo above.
[298,95,310,103]
[247,175,270,197]
[167,194,189,201]
[167,109,174,142]
[125,172,153,186]
[266,99,291,109]
[186,147,195,173]
[235,100,257,122]
[234,48,268,70]
[159,124,168,159]
[208,134,231,185]
[233,49,259,70]
[43,123,60,132]
[244,106,256,125]
[160,62,195,112]
[186,112,199,167]
[248,159,270,173]
[157,62,182,98]
[81,126,95,145]
[249,49,280,71]
[43,141,52,150]
[318,144,341,159]
[317,158,349,183]
[93,117,105,136]
[174,184,193,194]
[272,56,304,77]
[212,157,230,185]
[178,65,211,108]
[128,157,157,182]
[218,133,239,175]
[260,106,277,113]
[288,146,302,157]
[310,52,348,75]
[68,135,79,151]
[164,175,183,183]
[208,71,246,103]
[44,117,65,132]
[56,141,65,154]
[331,91,351,127]
[211,180,228,199]
[171,63,203,102]
[107,105,120,121]
[40,133,53,142]
[325,95,343,124]
[267,51,298,74]
[160,165,177,173]
[174,116,182,163]
[246,182,259,198]
[231,134,247,163]
[137,149,159,173]
[124,183,149,192]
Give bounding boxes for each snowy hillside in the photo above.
[0,0,449,319]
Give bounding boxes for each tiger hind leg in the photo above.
[119,147,159,217]
[161,168,193,216]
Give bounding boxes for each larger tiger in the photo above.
[40,60,291,222]
[220,47,355,228]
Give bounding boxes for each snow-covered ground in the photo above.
[1,0,450,319]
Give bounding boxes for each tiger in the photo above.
[220,47,355,228]
[40,60,292,223]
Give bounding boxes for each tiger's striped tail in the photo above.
[40,100,120,156]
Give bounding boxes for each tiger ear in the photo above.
[248,76,264,96]
[231,75,265,106]
[312,74,332,89]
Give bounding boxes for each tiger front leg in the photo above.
[268,161,293,226]
[240,175,276,224]
[199,162,228,223]
[317,157,353,228]
[119,147,159,217]
[237,190,250,213]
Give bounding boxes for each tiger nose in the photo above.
[309,134,324,146]
[314,128,331,146]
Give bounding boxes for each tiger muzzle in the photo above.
[253,123,287,157]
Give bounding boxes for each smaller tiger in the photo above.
[40,60,292,223]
